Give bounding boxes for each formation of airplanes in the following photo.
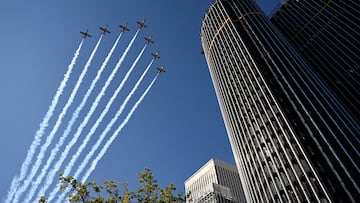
[81,20,147,38]
[80,21,165,74]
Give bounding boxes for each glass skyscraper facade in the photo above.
[200,0,359,202]
[271,0,360,125]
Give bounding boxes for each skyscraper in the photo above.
[271,0,360,123]
[200,0,359,202]
[185,158,246,203]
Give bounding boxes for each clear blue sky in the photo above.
[0,0,280,201]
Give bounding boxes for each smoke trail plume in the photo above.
[48,30,140,202]
[63,44,148,179]
[12,36,103,203]
[26,34,123,202]
[4,40,84,203]
[35,32,138,199]
[55,74,158,203]
[82,74,159,182]
[74,59,154,180]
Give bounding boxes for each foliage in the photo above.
[39,168,186,203]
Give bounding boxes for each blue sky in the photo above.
[0,0,280,201]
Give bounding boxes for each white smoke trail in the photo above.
[48,29,140,202]
[55,74,159,203]
[43,39,145,201]
[64,44,148,179]
[25,34,123,202]
[4,40,84,203]
[73,59,154,180]
[82,74,159,182]
[12,36,103,203]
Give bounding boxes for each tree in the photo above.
[41,168,187,203]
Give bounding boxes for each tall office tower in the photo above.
[200,0,360,202]
[185,158,246,203]
[271,0,360,123]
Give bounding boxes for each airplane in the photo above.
[80,30,92,38]
[151,52,160,59]
[145,36,154,44]
[137,20,147,29]
[157,67,166,73]
[119,23,130,32]
[100,25,110,34]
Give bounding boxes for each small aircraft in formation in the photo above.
[137,20,147,29]
[100,25,111,34]
[157,67,166,73]
[145,37,154,44]
[80,30,92,38]
[151,52,160,59]
[119,23,130,32]
[81,20,149,37]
